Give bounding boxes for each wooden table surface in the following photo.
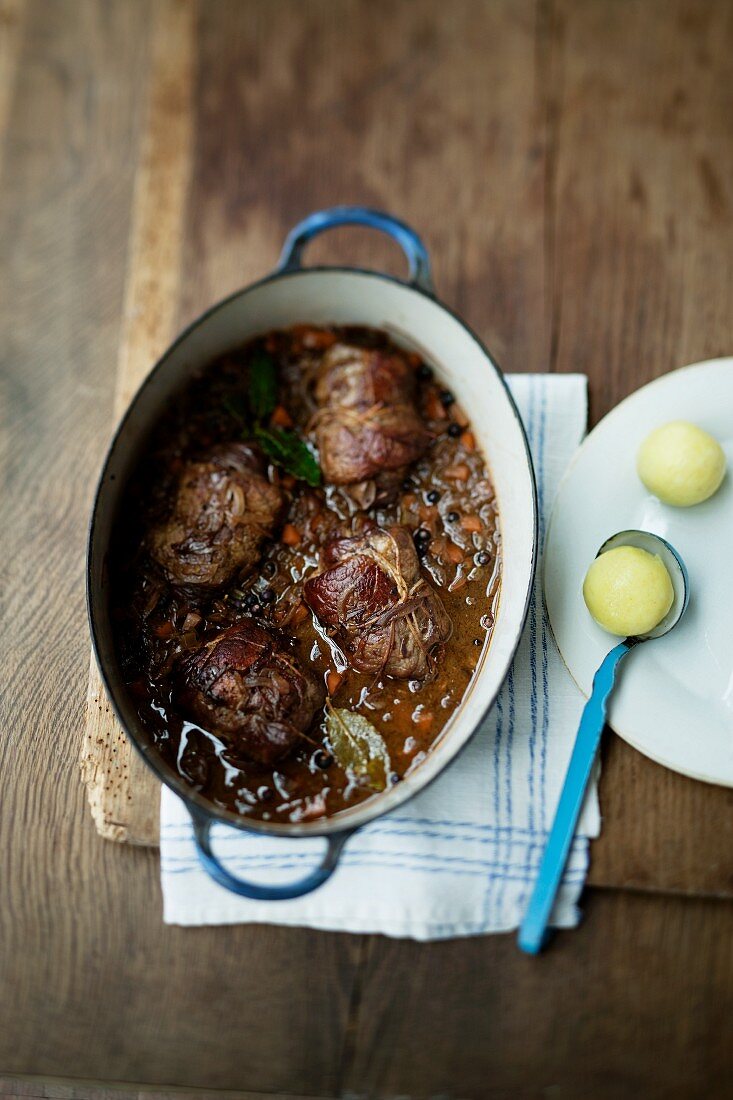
[3,1,733,1096]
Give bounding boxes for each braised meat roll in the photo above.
[304,525,452,681]
[178,619,324,765]
[313,343,431,504]
[148,443,282,590]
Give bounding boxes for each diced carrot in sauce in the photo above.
[154,621,175,638]
[460,430,476,452]
[290,601,309,626]
[444,463,470,482]
[460,514,482,533]
[281,523,301,546]
[303,329,337,350]
[445,541,465,564]
[271,405,293,429]
[429,534,447,558]
[426,389,447,420]
[308,512,326,536]
[327,670,344,696]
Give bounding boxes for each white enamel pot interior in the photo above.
[89,266,537,840]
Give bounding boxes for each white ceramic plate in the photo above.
[545,359,733,786]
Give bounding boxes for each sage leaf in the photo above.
[221,349,323,486]
[248,351,278,420]
[254,424,322,487]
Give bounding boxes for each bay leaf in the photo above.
[324,703,391,792]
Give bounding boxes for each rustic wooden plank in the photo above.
[347,889,733,1100]
[0,1079,325,1100]
[80,0,196,846]
[0,1,362,1090]
[544,0,733,895]
[179,0,550,373]
[0,0,26,166]
[0,0,151,862]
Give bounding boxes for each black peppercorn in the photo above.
[447,511,459,524]
[426,489,440,504]
[475,550,491,566]
[440,389,455,407]
[259,585,275,604]
[413,528,432,557]
[262,560,276,578]
[314,749,333,770]
[447,422,462,438]
[417,363,433,381]
[389,772,402,785]
[473,638,483,647]
[244,591,261,612]
[402,477,414,492]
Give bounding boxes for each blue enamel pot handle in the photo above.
[190,807,356,901]
[276,206,434,293]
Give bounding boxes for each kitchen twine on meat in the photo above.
[160,374,599,939]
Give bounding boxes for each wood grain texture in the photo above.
[347,889,733,1100]
[3,891,733,1099]
[0,0,26,173]
[0,1079,324,1100]
[0,0,359,1091]
[80,0,196,847]
[179,0,550,369]
[3,0,733,1094]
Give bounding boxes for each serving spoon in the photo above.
[518,529,689,954]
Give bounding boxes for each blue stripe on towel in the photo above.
[159,818,588,840]
[161,855,588,883]
[160,844,588,874]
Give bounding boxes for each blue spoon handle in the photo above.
[518,640,635,954]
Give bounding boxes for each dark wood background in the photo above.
[2,1,733,1097]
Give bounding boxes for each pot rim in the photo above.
[86,263,538,839]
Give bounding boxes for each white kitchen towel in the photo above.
[161,373,598,939]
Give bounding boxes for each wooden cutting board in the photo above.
[79,0,195,847]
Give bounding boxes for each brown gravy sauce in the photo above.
[110,326,501,823]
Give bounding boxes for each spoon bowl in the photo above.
[596,529,689,640]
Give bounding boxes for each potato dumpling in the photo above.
[583,546,674,637]
[637,420,725,507]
